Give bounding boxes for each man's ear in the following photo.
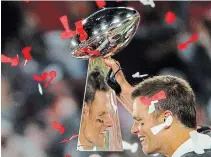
[83,103,90,116]
[163,111,173,121]
[163,110,173,129]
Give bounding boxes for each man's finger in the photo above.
[103,58,120,72]
[103,58,126,85]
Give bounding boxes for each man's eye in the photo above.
[96,119,104,123]
[139,122,144,126]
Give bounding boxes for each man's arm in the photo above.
[117,84,134,115]
[103,58,134,114]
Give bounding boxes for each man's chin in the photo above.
[142,146,152,155]
[94,141,104,148]
[142,148,157,156]
[91,136,104,147]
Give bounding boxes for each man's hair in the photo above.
[131,75,197,128]
[84,66,109,104]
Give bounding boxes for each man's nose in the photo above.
[131,122,139,135]
[104,115,113,128]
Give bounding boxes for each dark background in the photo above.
[1,1,211,157]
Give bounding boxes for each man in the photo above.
[78,67,113,151]
[103,58,211,157]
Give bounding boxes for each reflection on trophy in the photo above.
[69,7,140,59]
[69,7,140,151]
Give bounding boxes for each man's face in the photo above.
[84,91,113,147]
[131,97,161,155]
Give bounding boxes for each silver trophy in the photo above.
[70,7,140,151]
[69,7,140,59]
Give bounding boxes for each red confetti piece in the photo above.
[60,16,71,31]
[165,11,176,24]
[1,54,12,63]
[60,134,78,143]
[32,72,48,82]
[44,70,57,88]
[69,134,78,141]
[52,121,65,134]
[95,0,106,9]
[21,46,32,61]
[65,155,71,157]
[60,16,76,40]
[83,47,100,55]
[76,47,100,57]
[178,34,198,50]
[78,28,88,41]
[61,31,76,40]
[11,55,20,67]
[60,16,88,41]
[60,139,69,143]
[140,90,166,106]
[32,71,56,88]
[75,20,88,41]
[48,70,57,78]
[2,46,33,68]
[1,54,20,67]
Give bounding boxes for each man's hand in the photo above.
[103,58,129,90]
[103,57,134,114]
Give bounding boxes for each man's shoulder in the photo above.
[181,149,211,157]
[197,126,211,137]
[181,126,211,157]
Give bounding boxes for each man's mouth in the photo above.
[138,136,145,145]
[100,130,107,136]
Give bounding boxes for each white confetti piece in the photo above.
[189,131,205,154]
[38,83,43,95]
[151,122,166,135]
[122,141,138,153]
[24,60,28,67]
[151,116,173,135]
[148,100,158,114]
[139,0,155,8]
[132,72,148,78]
